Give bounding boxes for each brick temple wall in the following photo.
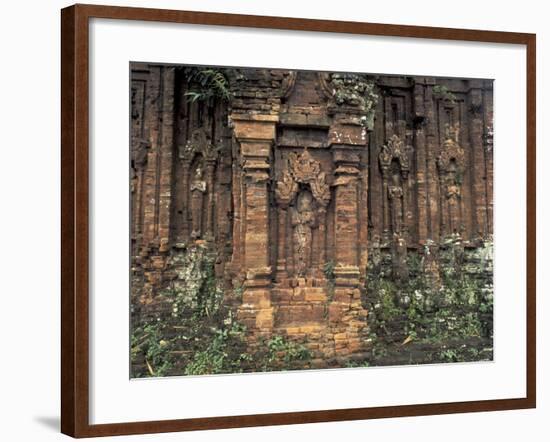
[130,64,493,365]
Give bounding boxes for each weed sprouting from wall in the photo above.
[364,238,493,365]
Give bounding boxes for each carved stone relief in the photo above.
[291,190,317,277]
[275,149,331,279]
[379,134,411,240]
[179,127,218,242]
[189,165,206,239]
[438,124,465,236]
[130,65,494,372]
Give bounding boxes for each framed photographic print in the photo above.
[61,3,536,438]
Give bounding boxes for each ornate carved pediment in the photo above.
[437,124,465,173]
[289,149,321,181]
[379,134,410,175]
[179,127,217,162]
[275,149,331,207]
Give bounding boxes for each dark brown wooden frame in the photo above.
[61,3,536,438]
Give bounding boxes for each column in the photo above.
[468,82,488,240]
[413,79,428,244]
[156,67,175,252]
[139,66,175,253]
[425,79,440,242]
[232,114,278,336]
[332,148,361,288]
[483,83,494,235]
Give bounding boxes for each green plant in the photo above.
[132,245,314,377]
[377,280,402,322]
[259,336,312,371]
[232,283,244,301]
[406,253,422,276]
[323,260,335,280]
[439,348,459,362]
[184,322,249,376]
[167,244,223,320]
[132,244,241,377]
[345,360,370,368]
[433,85,457,102]
[329,73,378,129]
[184,68,232,103]
[364,239,494,367]
[131,322,174,377]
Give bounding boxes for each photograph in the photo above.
[130,64,494,378]
[0,0,542,439]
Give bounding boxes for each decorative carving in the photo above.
[281,71,298,99]
[275,150,330,278]
[177,129,219,242]
[388,185,404,200]
[290,149,321,180]
[274,170,298,207]
[438,124,465,236]
[447,184,461,200]
[380,134,410,238]
[131,65,494,372]
[388,182,404,235]
[275,149,331,207]
[379,134,410,177]
[190,165,207,239]
[309,174,331,208]
[291,191,317,277]
[437,124,465,173]
[179,127,217,162]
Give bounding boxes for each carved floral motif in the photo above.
[275,170,298,207]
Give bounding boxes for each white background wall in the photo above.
[0,0,546,440]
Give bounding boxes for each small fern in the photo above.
[184,68,232,103]
[432,85,457,102]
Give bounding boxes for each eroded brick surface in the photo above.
[130,65,493,375]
